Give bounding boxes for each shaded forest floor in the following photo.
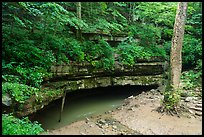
[41,88,202,135]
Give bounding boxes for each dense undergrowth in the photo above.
[2,113,44,135]
[2,2,202,135]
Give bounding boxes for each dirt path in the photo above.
[41,89,202,135]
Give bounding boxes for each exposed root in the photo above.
[156,106,182,118]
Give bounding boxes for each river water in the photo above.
[30,85,157,130]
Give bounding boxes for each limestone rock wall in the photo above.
[46,59,165,91]
[6,57,166,117]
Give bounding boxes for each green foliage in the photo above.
[182,35,202,67]
[82,2,127,34]
[98,57,115,70]
[164,34,202,68]
[2,82,39,104]
[83,40,115,70]
[35,88,64,103]
[180,60,202,97]
[181,69,202,90]
[98,40,114,59]
[82,40,99,62]
[133,2,177,41]
[116,39,152,66]
[181,75,195,90]
[128,23,162,47]
[95,40,115,70]
[2,75,21,83]
[16,66,44,88]
[162,27,174,40]
[195,59,202,73]
[145,45,166,59]
[163,41,171,58]
[134,2,177,26]
[83,39,114,70]
[40,34,70,64]
[2,2,201,92]
[2,26,56,70]
[3,64,50,88]
[66,39,85,62]
[186,2,202,38]
[87,18,124,34]
[161,87,181,111]
[2,113,44,135]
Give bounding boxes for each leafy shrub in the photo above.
[2,75,21,83]
[82,39,115,70]
[93,40,115,70]
[125,23,166,61]
[161,88,181,111]
[181,70,202,90]
[2,27,56,78]
[88,18,124,34]
[82,40,98,62]
[145,45,166,59]
[3,36,55,69]
[128,23,161,47]
[98,57,115,70]
[2,113,44,135]
[180,63,202,97]
[195,59,202,76]
[40,34,69,65]
[163,40,171,58]
[3,64,49,88]
[2,82,39,104]
[164,35,202,68]
[182,35,202,67]
[162,28,173,41]
[66,38,85,62]
[97,39,114,59]
[116,41,151,66]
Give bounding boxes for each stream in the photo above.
[30,85,157,130]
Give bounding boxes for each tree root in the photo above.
[156,106,181,118]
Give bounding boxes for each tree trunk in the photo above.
[76,2,81,19]
[170,2,187,91]
[76,2,82,40]
[161,2,188,112]
[132,3,136,22]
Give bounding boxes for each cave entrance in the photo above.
[29,85,158,130]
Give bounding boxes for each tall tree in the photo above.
[76,2,82,19]
[162,2,188,112]
[170,2,188,90]
[76,2,82,39]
